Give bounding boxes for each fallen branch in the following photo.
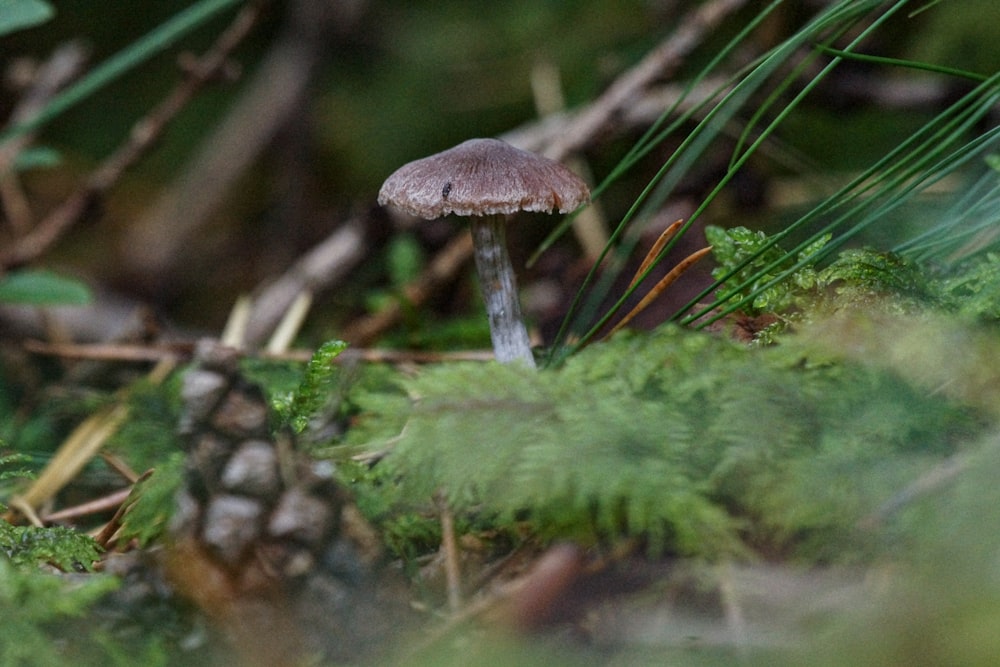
[21,338,494,364]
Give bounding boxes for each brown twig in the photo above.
[501,76,733,155]
[121,0,358,280]
[436,492,463,613]
[21,339,189,362]
[0,2,264,270]
[21,338,495,364]
[42,486,132,524]
[100,451,141,484]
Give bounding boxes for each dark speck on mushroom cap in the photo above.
[377,138,590,220]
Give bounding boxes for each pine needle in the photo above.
[627,219,684,290]
[606,245,713,338]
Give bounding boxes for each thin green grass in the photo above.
[548,0,1000,361]
[684,77,1000,329]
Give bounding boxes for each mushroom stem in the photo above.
[469,215,536,368]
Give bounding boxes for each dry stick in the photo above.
[100,451,141,484]
[0,3,263,270]
[502,76,733,155]
[7,499,44,528]
[265,290,313,354]
[21,339,190,363]
[43,486,133,523]
[243,217,368,347]
[506,63,954,171]
[21,339,495,364]
[541,0,749,163]
[605,246,713,338]
[220,294,254,348]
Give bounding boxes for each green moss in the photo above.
[270,339,348,434]
[705,224,830,316]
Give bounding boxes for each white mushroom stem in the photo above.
[469,215,536,368]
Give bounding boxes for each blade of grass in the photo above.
[544,4,819,364]
[683,80,1000,327]
[689,118,999,327]
[894,168,1000,261]
[529,0,786,271]
[816,46,990,83]
[562,1,909,355]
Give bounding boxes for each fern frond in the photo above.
[361,323,988,559]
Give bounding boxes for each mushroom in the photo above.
[378,138,590,367]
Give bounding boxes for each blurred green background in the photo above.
[3,0,999,338]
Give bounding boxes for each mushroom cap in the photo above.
[377,138,590,220]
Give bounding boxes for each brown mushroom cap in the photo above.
[377,138,590,219]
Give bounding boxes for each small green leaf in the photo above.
[0,0,54,38]
[278,340,349,433]
[0,269,92,305]
[118,455,184,548]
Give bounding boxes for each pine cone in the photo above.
[167,340,406,665]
